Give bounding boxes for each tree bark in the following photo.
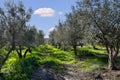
[108,47,119,70]
[80,43,84,48]
[0,48,13,72]
[91,43,98,50]
[108,50,115,70]
[23,48,31,58]
[16,49,22,59]
[16,45,23,59]
[73,45,77,55]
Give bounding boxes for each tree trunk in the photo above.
[108,47,119,70]
[73,45,77,55]
[80,43,84,48]
[16,49,22,59]
[0,38,15,71]
[16,45,26,59]
[58,43,61,49]
[0,48,13,72]
[23,49,29,58]
[23,48,31,58]
[63,45,66,51]
[92,43,98,50]
[108,51,115,70]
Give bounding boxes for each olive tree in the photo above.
[65,9,85,55]
[49,29,56,46]
[0,1,32,71]
[36,30,44,46]
[76,0,120,70]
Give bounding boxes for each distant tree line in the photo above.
[48,0,120,70]
[0,1,44,71]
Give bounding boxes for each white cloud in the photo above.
[58,11,63,15]
[34,8,55,17]
[49,27,55,32]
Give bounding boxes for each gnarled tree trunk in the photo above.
[108,51,115,70]
[0,48,13,72]
[23,48,31,58]
[107,46,119,70]
[16,45,23,59]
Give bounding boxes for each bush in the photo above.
[77,48,95,57]
[11,56,40,75]
[6,73,29,80]
[2,56,40,80]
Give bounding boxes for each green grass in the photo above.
[75,47,108,72]
[0,45,75,79]
[0,44,111,79]
[1,56,40,80]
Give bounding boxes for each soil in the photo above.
[30,64,120,80]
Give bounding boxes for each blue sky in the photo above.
[0,0,78,38]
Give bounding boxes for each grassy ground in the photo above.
[0,44,112,79]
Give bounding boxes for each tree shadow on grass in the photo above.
[76,48,108,64]
[78,50,120,70]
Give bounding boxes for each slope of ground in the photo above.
[1,45,120,80]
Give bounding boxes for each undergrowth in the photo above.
[0,44,109,79]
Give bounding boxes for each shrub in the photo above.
[77,48,95,57]
[6,73,29,80]
[11,56,40,75]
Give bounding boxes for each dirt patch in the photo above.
[90,68,120,80]
[30,64,120,80]
[30,65,64,80]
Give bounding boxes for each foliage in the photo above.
[48,0,120,70]
[76,0,120,70]
[1,56,40,80]
[0,45,75,79]
[0,0,44,72]
[0,44,119,79]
